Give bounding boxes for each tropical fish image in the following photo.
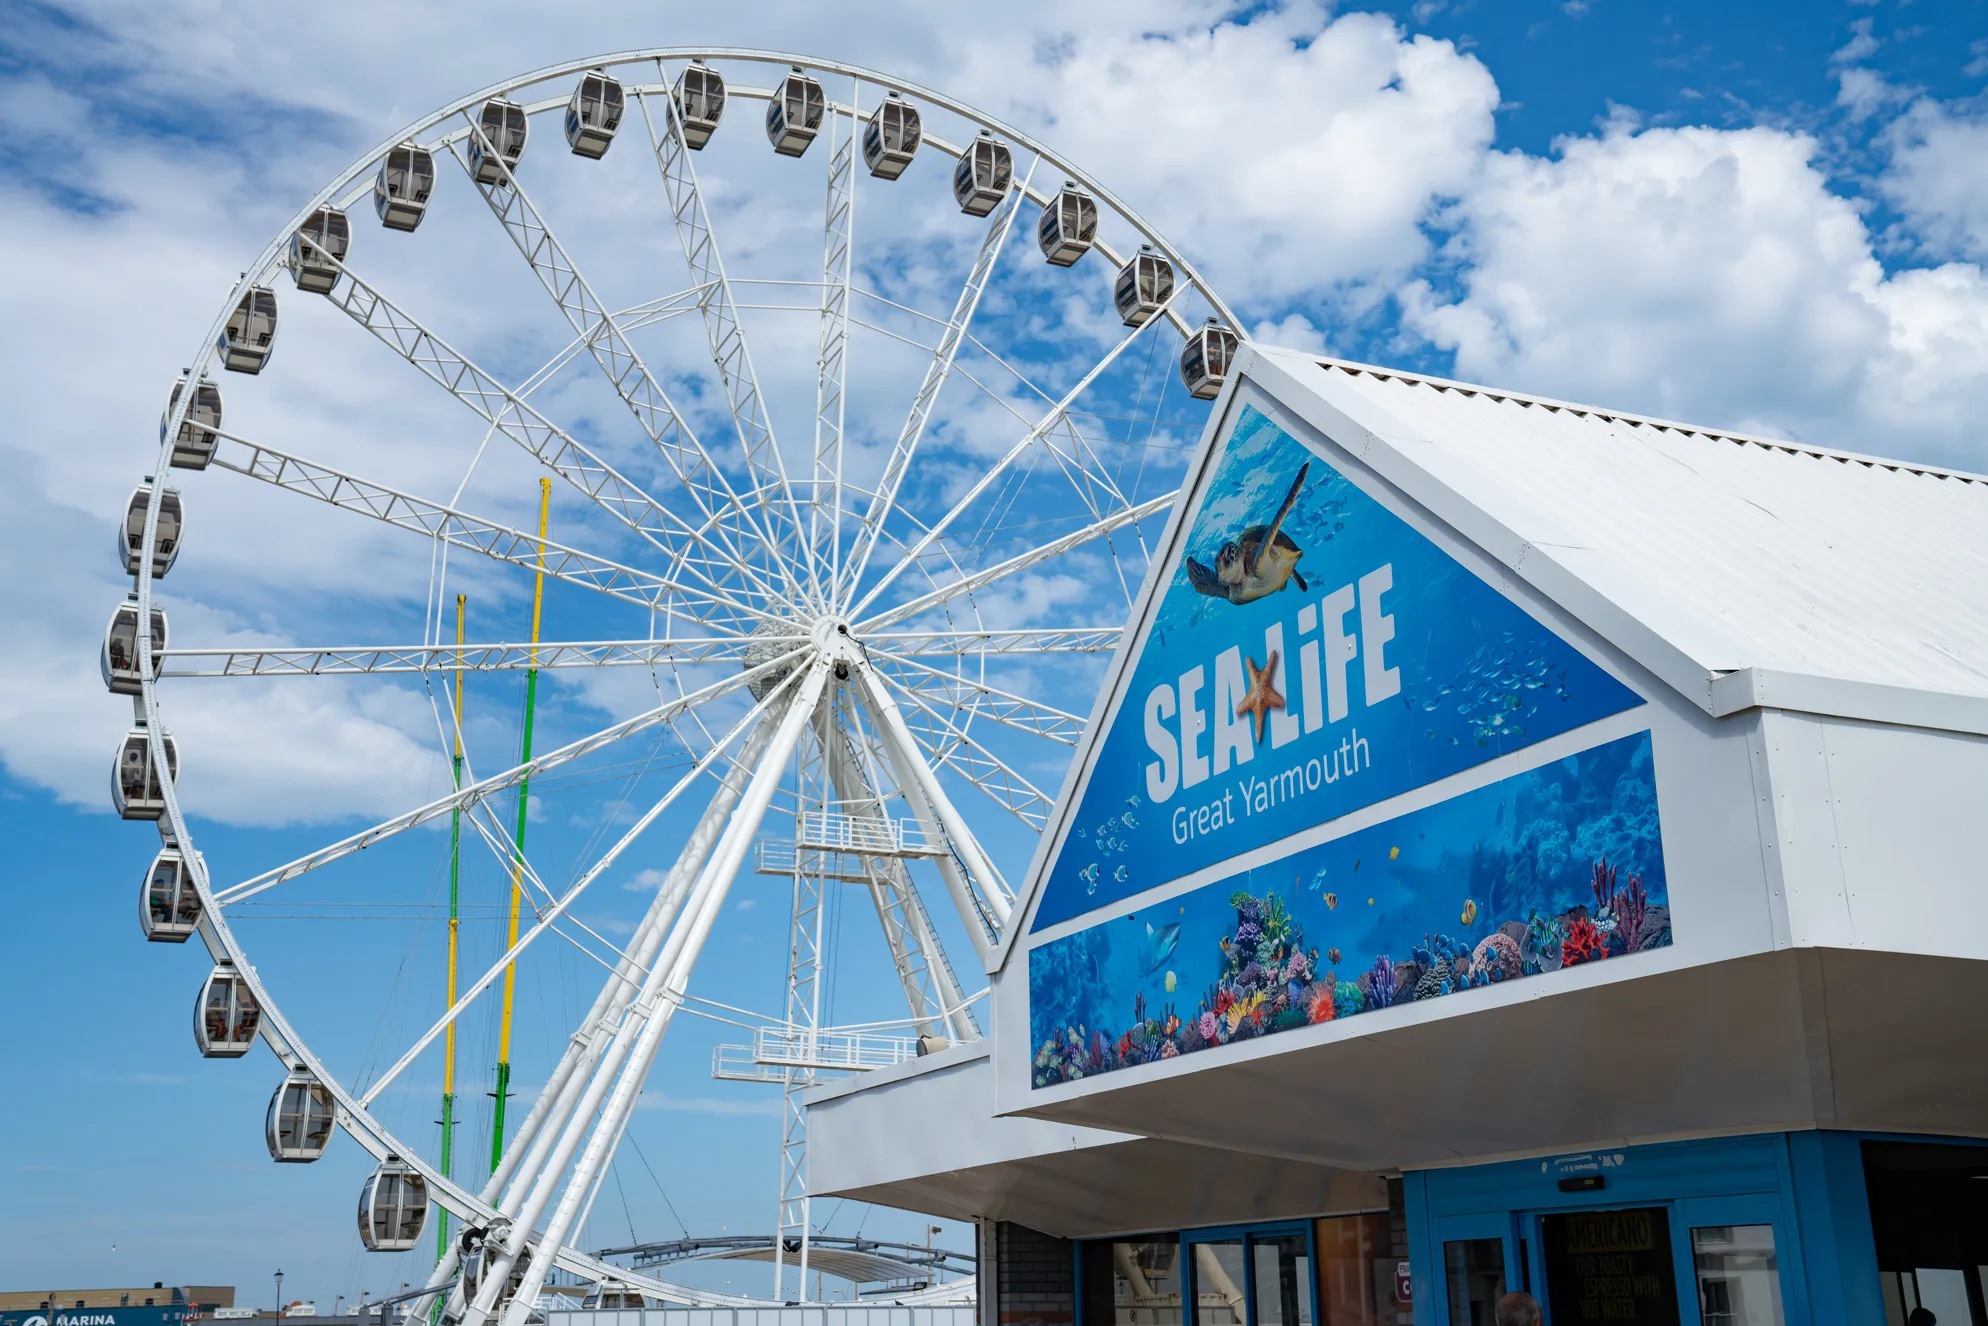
[1460,898,1479,927]
[1185,462,1311,604]
[1164,970,1177,993]
[1327,947,1342,966]
[1389,846,1400,860]
[1324,892,1338,910]
[1142,921,1182,974]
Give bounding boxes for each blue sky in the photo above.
[3,0,1986,1310]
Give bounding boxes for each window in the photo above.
[1314,1214,1404,1326]
[1252,1233,1313,1326]
[1442,1239,1505,1326]
[1083,1238,1186,1326]
[1692,1225,1784,1326]
[1193,1240,1248,1326]
[1865,1140,1988,1326]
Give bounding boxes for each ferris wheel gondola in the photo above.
[161,376,221,470]
[766,66,824,156]
[672,60,725,148]
[120,483,181,578]
[953,130,1012,216]
[565,69,625,158]
[863,92,921,179]
[218,287,278,373]
[134,46,1243,1323]
[290,208,351,294]
[102,595,166,695]
[194,962,260,1057]
[375,145,436,231]
[469,97,530,183]
[358,1157,429,1251]
[141,845,200,943]
[266,1072,336,1162]
[113,723,177,821]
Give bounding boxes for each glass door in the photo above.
[1536,1206,1682,1326]
[1434,1213,1514,1326]
[1676,1194,1791,1326]
[1183,1224,1315,1326]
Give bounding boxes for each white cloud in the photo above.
[993,6,1499,305]
[1398,119,1988,467]
[1831,17,1881,65]
[1250,312,1331,354]
[1880,97,1988,261]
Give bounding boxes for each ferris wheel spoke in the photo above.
[447,129,793,608]
[356,684,783,1108]
[851,663,1014,941]
[838,157,1038,607]
[849,295,1175,619]
[206,429,759,622]
[513,284,712,403]
[871,649,1084,744]
[807,81,858,596]
[212,648,803,906]
[636,84,818,606]
[873,669,1054,832]
[867,626,1122,656]
[157,635,771,677]
[858,490,1175,633]
[821,698,979,1041]
[299,235,756,608]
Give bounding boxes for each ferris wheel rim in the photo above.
[135,44,1237,1308]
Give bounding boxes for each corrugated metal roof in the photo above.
[1253,347,1988,706]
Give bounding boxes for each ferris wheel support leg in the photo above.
[473,663,829,1326]
[822,717,977,1042]
[414,713,779,1324]
[488,714,773,1212]
[851,664,1013,954]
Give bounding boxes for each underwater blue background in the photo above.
[1028,729,1670,1087]
[1032,406,1646,932]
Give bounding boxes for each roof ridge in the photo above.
[1295,351,1988,487]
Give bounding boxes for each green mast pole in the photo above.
[492,479,550,1175]
[437,594,466,1287]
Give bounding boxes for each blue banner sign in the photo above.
[0,1310,190,1326]
[1030,406,1644,932]
[1028,729,1670,1087]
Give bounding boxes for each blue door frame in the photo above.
[1404,1131,1889,1326]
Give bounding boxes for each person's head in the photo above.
[1494,1291,1543,1326]
[1908,1308,1937,1326]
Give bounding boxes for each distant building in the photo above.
[0,1287,233,1326]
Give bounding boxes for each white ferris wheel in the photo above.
[117,48,1239,1324]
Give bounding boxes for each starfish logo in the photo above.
[1234,649,1285,744]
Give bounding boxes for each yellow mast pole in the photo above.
[437,594,465,1270]
[492,479,550,1173]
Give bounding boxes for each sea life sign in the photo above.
[1028,730,1670,1086]
[1029,405,1645,933]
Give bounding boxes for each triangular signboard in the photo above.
[1030,402,1647,933]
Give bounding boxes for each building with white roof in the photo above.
[802,344,1988,1326]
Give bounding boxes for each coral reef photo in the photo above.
[1029,729,1667,1087]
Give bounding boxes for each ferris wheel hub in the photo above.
[811,615,860,660]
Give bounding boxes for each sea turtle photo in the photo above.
[1186,461,1311,604]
